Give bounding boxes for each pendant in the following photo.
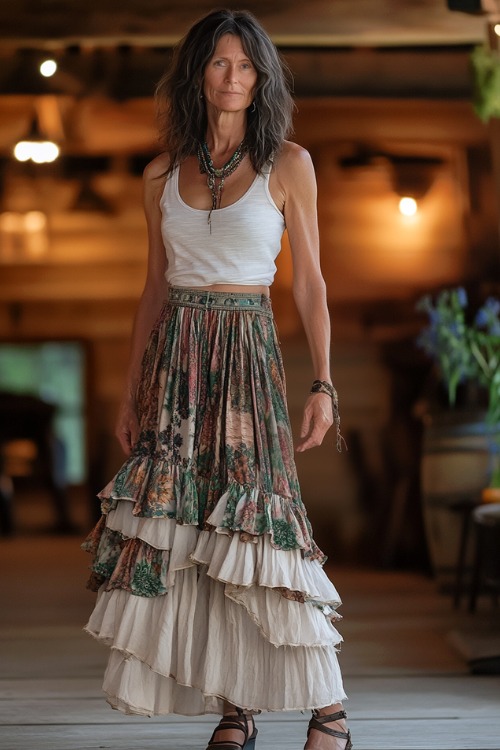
[196,140,246,231]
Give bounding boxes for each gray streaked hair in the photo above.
[155,8,294,174]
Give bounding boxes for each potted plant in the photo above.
[417,287,500,496]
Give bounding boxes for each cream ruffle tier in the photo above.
[83,492,347,716]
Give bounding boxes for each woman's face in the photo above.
[203,34,257,113]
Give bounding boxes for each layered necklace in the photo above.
[196,139,247,230]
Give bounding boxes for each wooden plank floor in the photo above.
[1,514,500,749]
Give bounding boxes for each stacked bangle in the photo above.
[310,379,345,452]
[310,379,336,399]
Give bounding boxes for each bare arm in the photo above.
[276,143,335,453]
[115,154,170,455]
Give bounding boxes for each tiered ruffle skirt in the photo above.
[83,287,346,716]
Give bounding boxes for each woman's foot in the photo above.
[304,703,352,750]
[206,703,257,750]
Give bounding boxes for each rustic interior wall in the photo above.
[0,96,497,563]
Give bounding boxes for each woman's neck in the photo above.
[205,109,247,160]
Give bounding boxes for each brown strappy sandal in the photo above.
[306,709,353,750]
[206,707,258,750]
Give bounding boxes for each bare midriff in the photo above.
[191,283,270,297]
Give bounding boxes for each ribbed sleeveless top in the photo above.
[159,164,285,287]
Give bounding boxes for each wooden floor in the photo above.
[1,498,500,750]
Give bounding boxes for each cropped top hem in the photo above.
[160,164,285,288]
[168,281,272,289]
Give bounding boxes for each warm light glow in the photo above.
[398,196,418,217]
[13,141,32,162]
[13,140,60,164]
[0,211,49,262]
[31,141,59,163]
[494,23,500,37]
[25,211,47,232]
[40,59,57,77]
[0,212,21,232]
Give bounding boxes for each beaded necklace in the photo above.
[196,140,247,230]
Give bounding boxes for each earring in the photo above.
[250,101,256,113]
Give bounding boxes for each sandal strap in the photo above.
[207,713,255,750]
[312,710,347,723]
[308,712,350,741]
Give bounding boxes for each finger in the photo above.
[296,421,329,452]
[300,408,312,438]
[121,438,132,457]
[296,428,319,452]
[130,423,140,450]
[117,429,132,456]
[296,435,320,452]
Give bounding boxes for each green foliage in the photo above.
[416,287,475,407]
[417,288,500,423]
[417,288,500,486]
[471,45,500,123]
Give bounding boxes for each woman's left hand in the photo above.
[296,392,333,452]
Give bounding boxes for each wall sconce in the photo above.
[391,156,442,218]
[13,115,60,164]
[337,145,443,218]
[398,196,418,217]
[391,156,442,199]
[40,59,58,78]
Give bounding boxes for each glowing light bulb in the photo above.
[13,141,32,161]
[31,145,46,164]
[40,141,60,162]
[494,24,500,37]
[399,196,418,217]
[14,140,60,163]
[40,59,57,77]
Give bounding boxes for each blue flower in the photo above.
[486,297,500,316]
[475,308,489,327]
[456,287,468,308]
[475,297,500,335]
[415,286,500,412]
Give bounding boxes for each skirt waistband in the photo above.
[167,287,273,317]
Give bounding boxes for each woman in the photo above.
[83,9,351,750]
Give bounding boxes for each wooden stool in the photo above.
[468,502,500,612]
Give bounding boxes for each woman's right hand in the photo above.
[115,400,140,456]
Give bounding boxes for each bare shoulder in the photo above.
[276,141,313,171]
[143,153,170,207]
[273,141,316,199]
[274,141,315,184]
[144,152,170,181]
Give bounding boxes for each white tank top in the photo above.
[160,164,285,287]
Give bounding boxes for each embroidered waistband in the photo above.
[167,286,273,316]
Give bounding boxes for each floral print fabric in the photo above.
[84,287,326,596]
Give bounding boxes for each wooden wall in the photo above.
[0,96,498,563]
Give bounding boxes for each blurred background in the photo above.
[0,0,499,583]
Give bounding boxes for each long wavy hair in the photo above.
[155,9,294,175]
